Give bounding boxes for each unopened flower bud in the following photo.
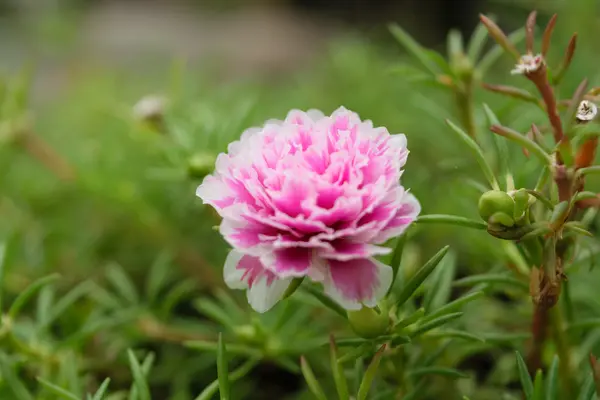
[133,95,167,133]
[478,190,515,223]
[347,304,390,339]
[510,189,531,220]
[187,152,216,179]
[576,100,598,122]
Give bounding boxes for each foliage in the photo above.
[2,0,600,399]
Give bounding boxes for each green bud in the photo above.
[478,190,515,223]
[187,152,216,179]
[347,304,390,339]
[511,189,530,220]
[488,212,515,227]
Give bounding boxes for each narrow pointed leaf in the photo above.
[106,263,139,305]
[44,280,93,327]
[9,273,60,318]
[194,359,259,400]
[483,103,510,180]
[394,308,425,330]
[330,336,350,400]
[396,246,450,307]
[553,34,577,86]
[479,14,520,59]
[300,356,327,400]
[127,350,151,400]
[388,234,407,294]
[478,28,526,74]
[578,373,596,400]
[516,351,534,399]
[217,333,230,400]
[525,11,537,54]
[302,284,347,319]
[146,251,172,303]
[421,291,484,324]
[424,329,485,342]
[283,277,305,299]
[532,369,544,400]
[417,214,487,229]
[541,14,557,56]
[468,19,491,61]
[0,354,34,400]
[389,24,440,76]
[490,124,552,165]
[37,378,80,400]
[453,273,528,290]
[446,119,500,190]
[0,242,6,311]
[92,378,111,400]
[546,355,559,400]
[482,83,540,105]
[409,312,463,338]
[407,367,468,379]
[357,345,386,400]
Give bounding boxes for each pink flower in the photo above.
[197,107,420,312]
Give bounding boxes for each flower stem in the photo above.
[550,306,574,397]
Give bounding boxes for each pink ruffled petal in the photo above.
[323,258,393,310]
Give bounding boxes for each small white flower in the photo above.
[576,100,598,122]
[511,54,544,75]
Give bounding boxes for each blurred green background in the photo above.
[2,0,600,399]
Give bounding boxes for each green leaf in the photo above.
[468,19,491,61]
[389,24,440,76]
[127,350,152,400]
[388,234,407,294]
[8,273,60,319]
[302,284,347,319]
[37,378,80,400]
[300,356,327,400]
[194,359,259,400]
[533,369,544,400]
[478,27,526,75]
[194,298,237,329]
[424,329,485,342]
[409,312,464,338]
[91,378,111,400]
[490,124,552,165]
[423,250,456,312]
[283,277,305,300]
[483,103,510,182]
[217,333,230,400]
[421,291,484,324]
[0,242,6,311]
[106,263,139,305]
[407,367,469,379]
[357,345,385,400]
[453,273,528,291]
[524,190,555,210]
[416,214,487,229]
[330,336,350,400]
[394,308,425,330]
[145,251,172,303]
[395,246,450,308]
[44,280,93,327]
[159,279,196,317]
[480,332,531,343]
[0,354,34,400]
[401,380,428,400]
[545,355,559,400]
[578,372,596,400]
[516,351,534,400]
[446,119,500,189]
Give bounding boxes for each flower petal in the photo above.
[247,275,291,313]
[323,258,393,310]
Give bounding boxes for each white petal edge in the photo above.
[223,250,248,290]
[247,275,292,313]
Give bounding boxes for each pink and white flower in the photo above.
[197,107,420,312]
[511,53,544,75]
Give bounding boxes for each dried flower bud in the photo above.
[478,190,515,224]
[511,54,545,76]
[347,304,390,339]
[576,100,598,122]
